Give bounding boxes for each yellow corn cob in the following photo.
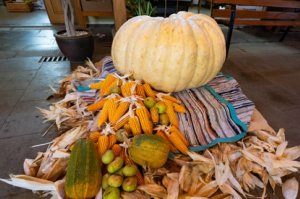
[137,99,144,106]
[89,131,101,143]
[112,144,122,156]
[89,81,104,90]
[108,134,117,149]
[136,84,146,98]
[127,81,135,96]
[100,79,117,97]
[165,100,179,128]
[86,99,107,112]
[162,95,181,104]
[170,125,189,146]
[97,101,110,128]
[113,115,129,131]
[156,130,177,152]
[100,74,117,96]
[105,98,117,124]
[129,116,142,135]
[98,135,109,156]
[111,102,130,125]
[166,130,189,154]
[120,84,127,97]
[136,106,153,134]
[173,103,186,113]
[121,81,135,97]
[150,107,159,124]
[123,123,131,134]
[143,83,157,98]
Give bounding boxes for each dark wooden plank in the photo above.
[112,0,127,31]
[217,19,300,26]
[212,9,300,20]
[81,11,113,17]
[213,0,300,9]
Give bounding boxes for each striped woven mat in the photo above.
[100,57,255,152]
[174,74,254,151]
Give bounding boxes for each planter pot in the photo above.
[54,29,94,64]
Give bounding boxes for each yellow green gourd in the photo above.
[128,134,170,169]
[65,139,102,198]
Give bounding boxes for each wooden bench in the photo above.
[74,0,127,31]
[210,0,300,55]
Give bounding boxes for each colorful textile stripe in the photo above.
[100,56,117,79]
[174,73,254,151]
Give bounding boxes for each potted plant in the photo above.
[54,0,94,64]
[126,0,156,16]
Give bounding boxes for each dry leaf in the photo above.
[283,146,300,160]
[137,184,167,198]
[210,193,231,199]
[0,175,63,199]
[121,190,150,199]
[165,173,179,199]
[179,165,193,192]
[194,180,218,197]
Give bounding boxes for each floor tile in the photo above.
[0,133,54,198]
[0,57,41,72]
[0,90,25,128]
[0,100,52,138]
[37,61,71,77]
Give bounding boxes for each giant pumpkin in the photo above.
[111,11,226,92]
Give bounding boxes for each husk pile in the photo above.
[1,60,299,199]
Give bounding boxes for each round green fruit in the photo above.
[102,150,115,164]
[103,187,120,199]
[108,174,123,188]
[102,173,110,190]
[122,176,137,192]
[122,165,137,177]
[144,97,156,109]
[155,101,167,114]
[107,157,124,173]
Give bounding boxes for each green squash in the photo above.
[128,134,170,169]
[65,139,102,198]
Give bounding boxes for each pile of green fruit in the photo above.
[101,150,138,199]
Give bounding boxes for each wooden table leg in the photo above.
[112,0,127,31]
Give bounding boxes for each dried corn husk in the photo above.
[137,184,167,198]
[23,152,44,177]
[0,175,64,199]
[163,173,179,199]
[121,190,151,199]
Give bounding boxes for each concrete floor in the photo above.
[0,6,51,27]
[0,6,300,199]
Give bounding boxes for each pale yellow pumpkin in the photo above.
[111,11,226,92]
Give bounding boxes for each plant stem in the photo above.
[63,0,75,36]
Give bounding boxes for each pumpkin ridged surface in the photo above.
[128,134,170,169]
[112,11,226,92]
[65,139,101,199]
